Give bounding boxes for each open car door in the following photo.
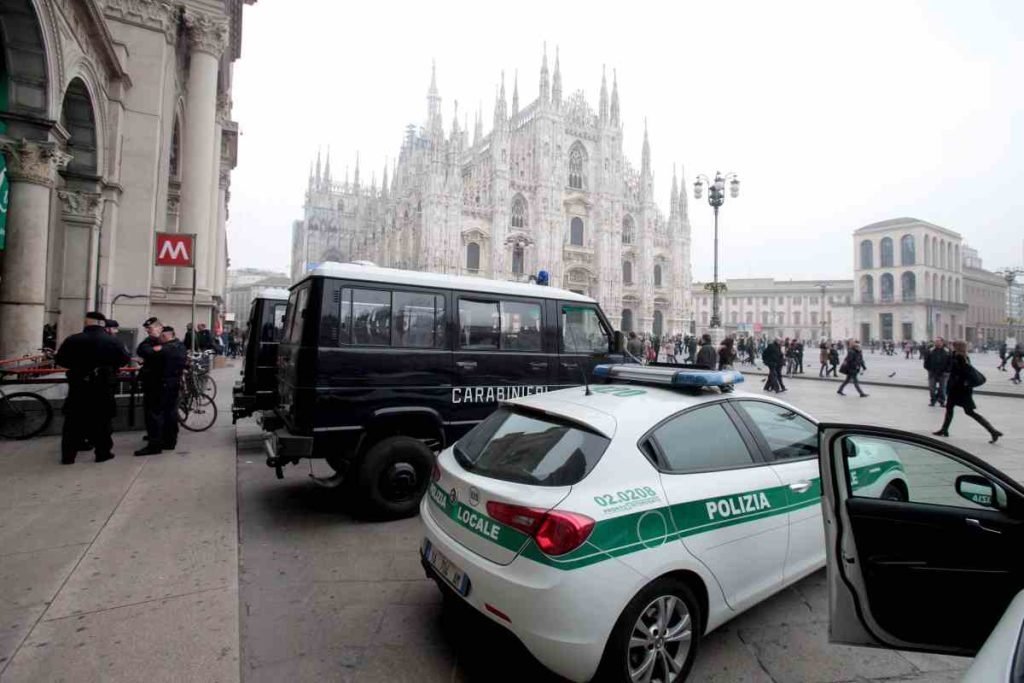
[818,423,1024,662]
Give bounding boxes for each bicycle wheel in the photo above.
[178,392,218,432]
[200,373,218,400]
[0,392,54,439]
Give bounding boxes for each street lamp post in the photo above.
[816,282,829,341]
[999,268,1023,342]
[694,171,740,338]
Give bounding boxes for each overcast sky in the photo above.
[228,0,1024,281]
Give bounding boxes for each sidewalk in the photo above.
[0,365,241,683]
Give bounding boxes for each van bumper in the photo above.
[231,383,256,423]
[264,428,315,472]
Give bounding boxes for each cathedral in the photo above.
[291,48,693,335]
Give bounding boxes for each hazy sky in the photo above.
[228,0,1024,281]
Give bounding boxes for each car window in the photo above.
[286,285,308,344]
[454,406,610,486]
[458,299,499,349]
[351,289,391,345]
[393,291,446,348]
[272,303,287,341]
[841,435,1002,509]
[651,405,754,473]
[562,304,610,354]
[500,300,542,351]
[736,401,818,461]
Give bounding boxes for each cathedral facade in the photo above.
[291,49,693,335]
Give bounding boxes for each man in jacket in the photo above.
[837,339,868,397]
[625,331,643,361]
[135,325,188,455]
[923,337,952,407]
[761,338,786,392]
[695,334,718,369]
[55,311,130,464]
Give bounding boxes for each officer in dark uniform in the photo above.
[135,324,187,455]
[136,317,165,454]
[54,311,130,464]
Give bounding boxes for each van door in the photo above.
[452,295,551,427]
[557,302,614,388]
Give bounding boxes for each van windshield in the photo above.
[453,406,609,486]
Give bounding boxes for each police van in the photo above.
[420,364,907,682]
[263,262,622,519]
[232,288,289,422]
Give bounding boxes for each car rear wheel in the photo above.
[596,577,701,683]
[355,435,433,520]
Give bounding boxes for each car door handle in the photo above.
[456,361,477,371]
[966,518,1001,535]
[561,362,579,370]
[789,481,813,494]
[529,361,548,371]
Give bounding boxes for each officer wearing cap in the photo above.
[136,317,165,453]
[54,311,130,464]
[135,320,187,455]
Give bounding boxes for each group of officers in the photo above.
[54,312,188,464]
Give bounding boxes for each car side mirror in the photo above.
[613,330,625,354]
[956,474,1005,510]
[841,437,858,459]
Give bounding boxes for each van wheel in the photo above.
[595,578,701,683]
[356,436,434,520]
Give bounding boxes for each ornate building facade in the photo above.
[292,50,693,336]
[0,0,252,357]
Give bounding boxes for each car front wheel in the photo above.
[355,435,433,520]
[597,577,701,683]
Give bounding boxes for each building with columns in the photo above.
[0,0,253,358]
[852,217,967,342]
[961,245,1009,345]
[691,278,855,341]
[224,266,288,326]
[292,50,694,337]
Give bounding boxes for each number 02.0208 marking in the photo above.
[594,487,659,507]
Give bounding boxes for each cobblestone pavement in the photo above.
[2,364,1018,682]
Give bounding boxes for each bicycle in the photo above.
[187,350,218,400]
[177,352,218,432]
[0,386,53,439]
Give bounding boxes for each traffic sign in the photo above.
[155,232,195,267]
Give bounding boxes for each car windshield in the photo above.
[453,406,609,487]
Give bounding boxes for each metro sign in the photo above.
[155,232,195,267]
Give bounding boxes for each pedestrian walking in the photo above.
[818,341,828,378]
[923,337,951,407]
[933,341,1002,443]
[837,339,868,397]
[718,337,737,393]
[1010,347,1022,384]
[762,338,786,393]
[54,311,130,464]
[695,334,718,370]
[625,331,643,362]
[828,343,840,377]
[997,342,1008,371]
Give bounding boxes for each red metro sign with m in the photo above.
[155,232,194,267]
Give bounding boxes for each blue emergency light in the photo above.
[593,364,745,387]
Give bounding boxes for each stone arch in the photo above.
[653,310,664,337]
[510,193,527,229]
[570,216,584,246]
[901,271,916,302]
[568,140,587,189]
[60,77,98,175]
[653,263,662,287]
[622,259,633,285]
[0,0,54,127]
[621,308,633,333]
[466,242,480,272]
[859,239,873,269]
[880,237,894,267]
[860,274,874,302]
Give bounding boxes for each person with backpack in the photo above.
[923,337,952,407]
[933,341,1002,443]
[837,339,868,397]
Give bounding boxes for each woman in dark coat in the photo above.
[837,339,868,397]
[933,341,1002,443]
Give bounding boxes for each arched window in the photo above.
[924,271,931,298]
[622,215,634,245]
[568,142,585,189]
[466,242,480,272]
[940,276,947,301]
[621,309,633,332]
[880,237,894,267]
[511,245,524,276]
[901,272,916,302]
[622,260,633,285]
[860,274,874,303]
[510,194,527,229]
[653,264,662,287]
[860,240,873,269]
[880,273,894,302]
[653,311,663,337]
[900,235,915,265]
[570,217,584,246]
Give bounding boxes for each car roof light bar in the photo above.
[593,364,745,387]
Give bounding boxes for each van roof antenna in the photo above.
[564,307,592,396]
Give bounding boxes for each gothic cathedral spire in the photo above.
[599,65,609,123]
[610,69,620,126]
[552,46,562,108]
[671,164,679,217]
[642,119,651,177]
[427,59,441,127]
[539,43,550,104]
[512,71,519,116]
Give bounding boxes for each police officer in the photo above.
[54,311,130,464]
[135,323,187,455]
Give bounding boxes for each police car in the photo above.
[420,364,908,682]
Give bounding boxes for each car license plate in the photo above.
[423,540,470,596]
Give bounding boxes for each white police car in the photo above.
[420,365,908,682]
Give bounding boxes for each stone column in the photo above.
[0,140,71,358]
[214,167,229,298]
[56,190,104,337]
[179,11,227,294]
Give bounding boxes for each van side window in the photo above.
[393,292,446,348]
[459,299,499,349]
[562,304,610,353]
[269,304,287,342]
[287,286,309,344]
[501,300,542,351]
[319,286,350,346]
[352,289,391,346]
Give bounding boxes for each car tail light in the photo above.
[431,462,441,482]
[486,502,594,556]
